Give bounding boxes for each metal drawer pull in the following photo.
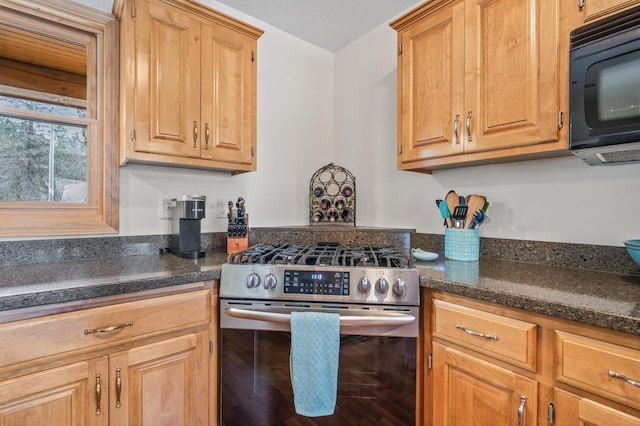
[95,374,102,415]
[518,395,527,426]
[226,308,415,326]
[193,121,198,148]
[453,114,460,144]
[115,368,122,408]
[455,324,498,340]
[608,370,640,388]
[84,321,133,335]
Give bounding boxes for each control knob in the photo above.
[358,277,371,293]
[393,278,407,297]
[375,277,389,294]
[246,272,260,288]
[264,273,277,290]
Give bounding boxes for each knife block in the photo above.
[227,214,249,255]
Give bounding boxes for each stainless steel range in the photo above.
[219,242,419,425]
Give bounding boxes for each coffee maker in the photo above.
[170,195,206,258]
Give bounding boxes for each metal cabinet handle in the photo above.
[453,114,460,144]
[455,324,498,340]
[84,321,133,335]
[193,121,198,148]
[95,374,102,415]
[115,368,122,408]
[466,111,473,142]
[518,395,527,426]
[578,0,585,11]
[609,370,640,388]
[204,123,210,149]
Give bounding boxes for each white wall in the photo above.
[93,1,640,246]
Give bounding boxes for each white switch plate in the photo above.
[216,199,228,219]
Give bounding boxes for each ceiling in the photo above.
[214,0,422,51]
[77,0,422,52]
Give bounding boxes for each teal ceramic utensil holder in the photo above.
[445,228,480,261]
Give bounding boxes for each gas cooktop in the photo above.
[222,243,419,306]
[227,242,410,268]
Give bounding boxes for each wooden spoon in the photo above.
[465,194,486,228]
[444,190,459,228]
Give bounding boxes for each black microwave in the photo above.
[569,5,640,165]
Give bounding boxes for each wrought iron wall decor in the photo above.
[309,163,356,225]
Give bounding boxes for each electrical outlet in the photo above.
[216,199,228,219]
[159,198,175,220]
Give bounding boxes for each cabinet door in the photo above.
[200,22,256,166]
[554,389,640,425]
[464,0,560,152]
[0,358,108,426]
[571,0,640,28]
[432,342,537,426]
[133,0,201,158]
[397,1,465,165]
[109,331,209,426]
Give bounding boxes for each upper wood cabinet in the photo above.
[391,0,569,172]
[119,0,263,173]
[570,0,640,28]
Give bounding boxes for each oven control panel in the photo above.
[283,270,349,295]
[220,264,420,306]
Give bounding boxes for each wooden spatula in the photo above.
[465,194,486,229]
[445,190,459,228]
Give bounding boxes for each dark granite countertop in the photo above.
[1,247,639,337]
[0,252,227,312]
[415,254,640,336]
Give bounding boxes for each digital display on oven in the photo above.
[283,270,350,295]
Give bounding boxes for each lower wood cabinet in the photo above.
[110,331,209,425]
[425,290,640,426]
[0,285,216,426]
[554,389,640,426]
[0,359,106,426]
[432,342,537,425]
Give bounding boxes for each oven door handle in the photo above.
[225,307,416,326]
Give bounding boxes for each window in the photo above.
[0,0,118,237]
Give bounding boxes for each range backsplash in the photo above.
[0,227,636,275]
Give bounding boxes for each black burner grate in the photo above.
[227,243,409,268]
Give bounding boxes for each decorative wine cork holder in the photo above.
[309,163,356,225]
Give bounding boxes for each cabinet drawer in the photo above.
[433,299,537,371]
[0,289,210,368]
[556,331,640,410]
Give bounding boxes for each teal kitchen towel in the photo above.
[289,311,340,417]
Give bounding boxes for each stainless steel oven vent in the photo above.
[574,145,640,165]
[596,148,640,164]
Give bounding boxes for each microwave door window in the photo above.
[585,51,640,128]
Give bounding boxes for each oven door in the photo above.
[219,300,418,425]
